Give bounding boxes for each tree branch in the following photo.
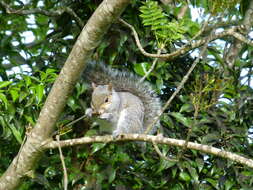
[0,1,61,16]
[204,20,239,34]
[224,0,253,68]
[43,134,253,169]
[119,19,253,60]
[139,48,162,83]
[0,2,84,28]
[56,135,68,190]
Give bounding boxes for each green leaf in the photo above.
[85,129,99,136]
[24,115,35,125]
[115,152,130,163]
[67,96,80,111]
[196,158,204,172]
[76,83,87,98]
[171,183,184,190]
[25,96,35,107]
[46,68,56,74]
[205,178,218,188]
[225,180,234,190]
[23,75,32,86]
[33,173,51,189]
[9,51,26,65]
[19,91,28,103]
[202,133,220,144]
[179,104,193,113]
[133,62,150,77]
[40,71,47,82]
[36,84,44,104]
[0,93,8,109]
[170,112,192,127]
[156,78,164,92]
[9,124,23,144]
[91,143,106,154]
[0,116,11,138]
[161,114,174,127]
[44,166,57,178]
[7,103,16,116]
[10,89,19,102]
[187,167,199,182]
[179,171,191,182]
[156,159,176,173]
[0,81,12,89]
[172,168,177,178]
[108,167,116,183]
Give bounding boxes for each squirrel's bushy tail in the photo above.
[84,62,161,134]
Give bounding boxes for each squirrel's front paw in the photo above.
[85,108,93,117]
[99,113,113,120]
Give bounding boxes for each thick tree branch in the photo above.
[224,0,253,68]
[0,0,130,189]
[43,134,253,169]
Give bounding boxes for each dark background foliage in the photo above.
[1,0,253,189]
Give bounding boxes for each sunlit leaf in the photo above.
[179,171,191,182]
[170,112,192,127]
[0,81,12,89]
[36,84,44,104]
[10,89,19,102]
[9,124,22,144]
[0,93,8,109]
[91,143,106,154]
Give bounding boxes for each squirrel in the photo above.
[84,62,161,136]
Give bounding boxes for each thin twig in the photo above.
[152,141,178,162]
[64,7,84,29]
[177,97,200,160]
[56,135,68,190]
[176,16,211,160]
[52,114,88,136]
[66,114,88,127]
[191,15,211,41]
[177,3,189,19]
[140,48,162,83]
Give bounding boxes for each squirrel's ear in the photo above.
[92,82,97,89]
[108,83,113,91]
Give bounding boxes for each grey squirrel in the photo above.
[84,62,161,136]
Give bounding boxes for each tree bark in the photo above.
[0,0,130,189]
[224,0,253,69]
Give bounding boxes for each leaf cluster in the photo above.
[1,0,253,189]
[139,1,186,46]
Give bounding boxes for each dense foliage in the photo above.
[0,0,253,189]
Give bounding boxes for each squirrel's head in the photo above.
[91,83,115,115]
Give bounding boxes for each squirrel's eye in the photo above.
[104,97,109,103]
